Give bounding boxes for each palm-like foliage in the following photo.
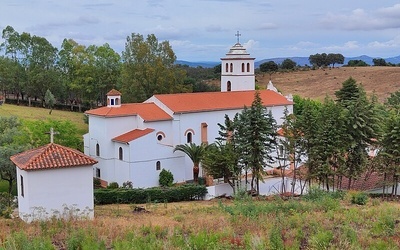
[174,143,206,182]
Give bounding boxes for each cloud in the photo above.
[367,35,400,49]
[319,4,400,31]
[258,23,278,30]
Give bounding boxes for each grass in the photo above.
[0,195,399,249]
[0,104,88,135]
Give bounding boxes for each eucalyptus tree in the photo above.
[120,33,189,102]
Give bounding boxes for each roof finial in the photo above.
[235,31,241,44]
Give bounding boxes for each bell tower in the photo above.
[106,89,121,107]
[220,31,255,92]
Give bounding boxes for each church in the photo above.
[83,38,293,188]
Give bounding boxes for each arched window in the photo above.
[247,63,250,72]
[118,147,123,160]
[156,161,161,170]
[227,81,231,91]
[241,63,245,72]
[96,143,100,156]
[225,63,228,72]
[230,63,233,72]
[187,132,192,143]
[110,99,115,105]
[115,98,120,105]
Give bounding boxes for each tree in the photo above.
[21,119,82,150]
[44,89,55,114]
[378,111,400,196]
[0,116,27,194]
[335,79,380,188]
[309,53,328,68]
[346,60,369,67]
[335,77,360,105]
[173,143,206,183]
[259,61,278,80]
[373,58,387,66]
[120,33,190,102]
[235,91,277,194]
[281,58,296,70]
[327,53,344,68]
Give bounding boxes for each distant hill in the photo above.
[175,60,219,68]
[178,55,400,68]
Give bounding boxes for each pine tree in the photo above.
[235,91,277,195]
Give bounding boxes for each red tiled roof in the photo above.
[339,172,395,191]
[154,90,292,113]
[107,89,121,96]
[112,128,155,143]
[10,143,98,171]
[85,103,172,121]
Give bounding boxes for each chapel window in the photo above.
[156,161,161,171]
[119,147,123,160]
[225,63,228,72]
[96,143,100,156]
[241,63,245,72]
[20,175,24,197]
[187,132,193,143]
[227,81,231,91]
[247,63,250,72]
[230,63,233,72]
[96,168,101,178]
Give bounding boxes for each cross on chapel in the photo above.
[45,127,59,143]
[235,31,241,44]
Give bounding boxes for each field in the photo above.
[1,192,400,249]
[270,66,400,102]
[209,66,400,102]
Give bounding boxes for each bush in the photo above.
[122,181,133,189]
[0,192,16,218]
[94,184,207,205]
[159,169,174,187]
[350,192,368,205]
[93,178,102,189]
[107,182,119,189]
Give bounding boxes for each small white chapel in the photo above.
[83,37,293,188]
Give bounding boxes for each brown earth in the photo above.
[210,66,400,102]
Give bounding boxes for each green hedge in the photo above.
[94,184,208,205]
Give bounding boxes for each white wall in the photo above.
[17,166,94,223]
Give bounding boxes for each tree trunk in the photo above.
[193,164,199,183]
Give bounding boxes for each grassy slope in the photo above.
[1,197,399,248]
[0,103,88,135]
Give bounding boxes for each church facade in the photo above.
[83,40,293,188]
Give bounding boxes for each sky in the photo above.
[1,0,400,62]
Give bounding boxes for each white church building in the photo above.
[83,39,293,188]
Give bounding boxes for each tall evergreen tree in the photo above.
[235,91,277,194]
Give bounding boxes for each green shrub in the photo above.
[159,169,174,187]
[122,181,133,189]
[94,184,207,205]
[350,192,368,205]
[93,178,101,189]
[107,182,119,189]
[0,192,16,218]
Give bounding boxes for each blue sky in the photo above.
[1,0,400,61]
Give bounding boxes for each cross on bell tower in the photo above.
[235,31,241,44]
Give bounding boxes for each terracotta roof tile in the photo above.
[10,143,98,171]
[154,90,292,114]
[85,103,172,121]
[106,89,121,96]
[112,128,155,143]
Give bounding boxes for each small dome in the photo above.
[107,89,121,96]
[226,43,250,56]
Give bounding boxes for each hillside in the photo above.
[267,66,400,102]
